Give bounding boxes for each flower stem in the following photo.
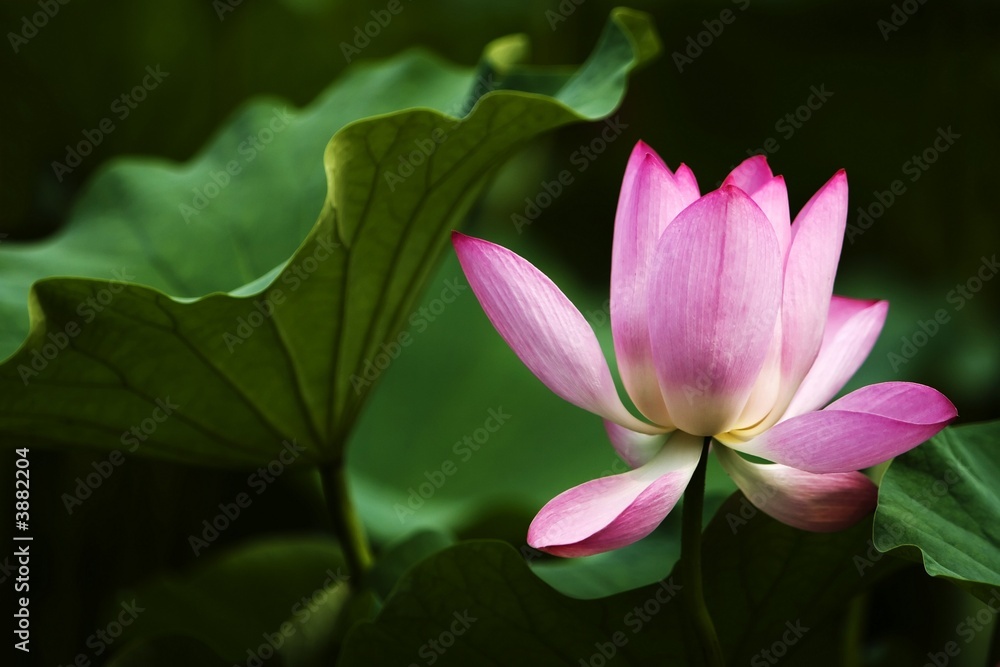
[322,462,373,584]
[681,436,726,667]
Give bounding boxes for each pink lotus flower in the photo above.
[452,142,956,557]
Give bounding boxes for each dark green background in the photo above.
[2,1,998,665]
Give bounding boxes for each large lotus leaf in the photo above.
[874,420,1000,602]
[338,493,900,666]
[0,9,659,467]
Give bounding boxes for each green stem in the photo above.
[843,594,866,667]
[322,462,373,584]
[681,437,726,667]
